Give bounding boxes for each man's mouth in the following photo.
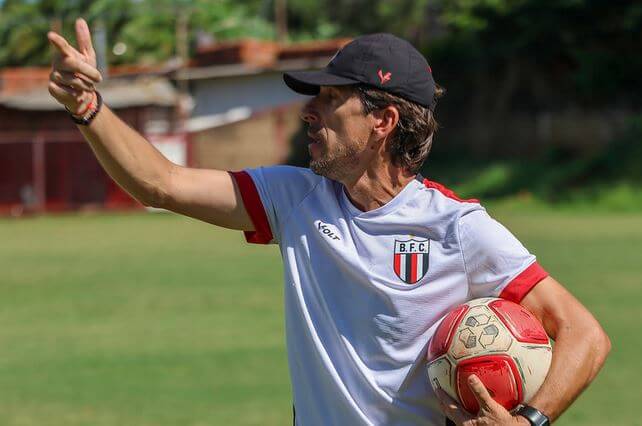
[307,132,322,145]
[307,133,323,156]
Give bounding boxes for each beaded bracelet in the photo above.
[66,91,103,126]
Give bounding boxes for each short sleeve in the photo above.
[228,166,321,245]
[458,210,549,303]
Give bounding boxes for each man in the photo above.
[48,19,610,425]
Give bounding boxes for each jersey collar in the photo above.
[339,173,423,219]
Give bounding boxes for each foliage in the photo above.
[0,0,443,67]
[2,0,640,104]
[0,0,274,66]
[287,0,435,41]
[434,0,642,107]
[0,0,58,66]
[424,115,642,210]
[2,0,641,203]
[112,0,275,65]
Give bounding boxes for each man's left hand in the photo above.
[437,375,529,426]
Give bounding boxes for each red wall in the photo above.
[0,142,32,204]
[0,106,145,214]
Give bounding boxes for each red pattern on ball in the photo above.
[427,305,469,362]
[489,299,549,344]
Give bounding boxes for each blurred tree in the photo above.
[0,0,55,66]
[0,0,275,67]
[0,0,448,67]
[1,0,639,108]
[285,0,445,45]
[111,0,275,65]
[436,0,642,107]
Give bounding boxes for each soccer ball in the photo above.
[426,297,552,413]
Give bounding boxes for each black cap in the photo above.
[283,33,437,110]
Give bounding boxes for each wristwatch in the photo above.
[515,404,550,426]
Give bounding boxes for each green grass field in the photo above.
[1,209,640,425]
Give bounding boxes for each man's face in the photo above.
[300,86,374,181]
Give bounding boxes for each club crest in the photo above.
[393,239,430,284]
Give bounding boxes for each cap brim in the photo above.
[283,69,360,95]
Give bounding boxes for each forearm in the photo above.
[78,104,173,207]
[527,315,610,421]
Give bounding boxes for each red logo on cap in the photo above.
[378,69,392,85]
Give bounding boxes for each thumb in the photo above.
[75,18,96,60]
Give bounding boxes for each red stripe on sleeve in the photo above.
[499,262,549,303]
[228,171,274,244]
[422,179,479,203]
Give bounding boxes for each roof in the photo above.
[0,77,177,111]
[175,56,333,80]
[0,64,172,97]
[192,37,350,66]
[177,37,351,81]
[277,38,352,60]
[185,107,252,132]
[0,67,51,96]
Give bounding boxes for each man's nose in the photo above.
[300,101,318,124]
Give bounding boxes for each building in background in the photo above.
[178,37,348,171]
[0,38,348,215]
[0,67,182,215]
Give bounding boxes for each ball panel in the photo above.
[426,356,457,402]
[456,354,523,413]
[427,304,469,362]
[450,304,513,359]
[489,299,549,344]
[511,342,553,402]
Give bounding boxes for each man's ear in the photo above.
[371,105,399,141]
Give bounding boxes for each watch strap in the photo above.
[516,404,550,426]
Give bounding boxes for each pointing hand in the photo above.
[47,18,102,115]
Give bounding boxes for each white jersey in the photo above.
[229,166,548,426]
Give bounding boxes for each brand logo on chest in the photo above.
[315,220,341,241]
[393,239,430,284]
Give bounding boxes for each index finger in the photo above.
[48,32,78,57]
[467,375,495,409]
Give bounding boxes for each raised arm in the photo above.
[47,18,253,231]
